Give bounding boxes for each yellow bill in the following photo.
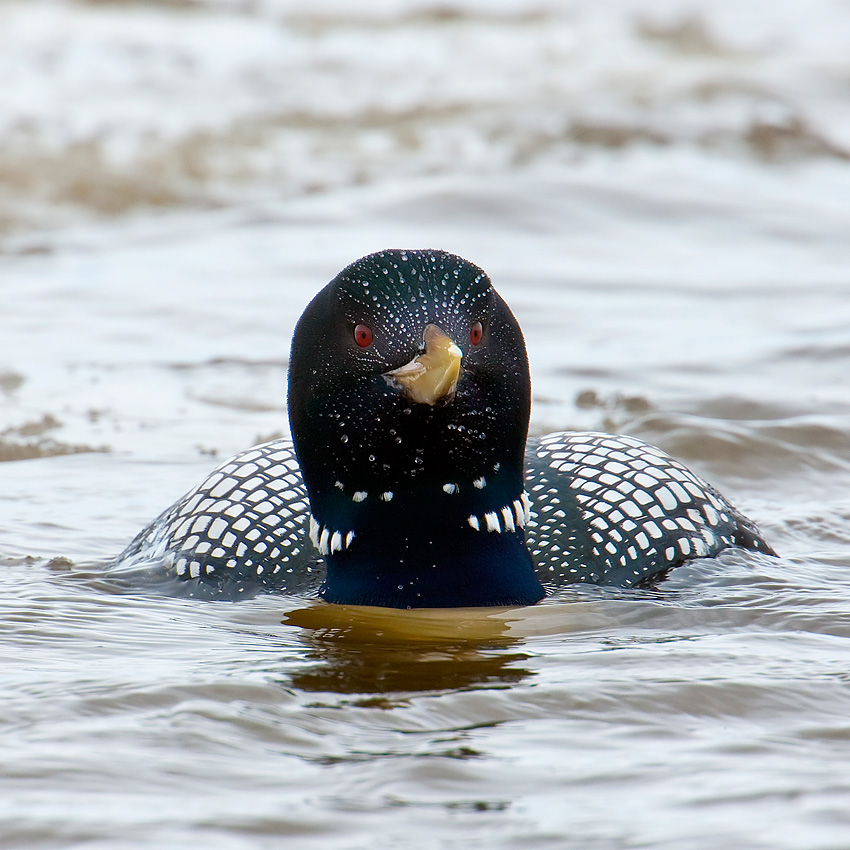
[384,323,463,405]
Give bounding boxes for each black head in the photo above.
[287,249,543,608]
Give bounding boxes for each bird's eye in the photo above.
[470,321,484,346]
[354,324,373,348]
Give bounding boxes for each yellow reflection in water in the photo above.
[284,602,522,644]
[283,603,528,694]
[284,598,617,643]
[281,599,617,695]
[289,641,532,696]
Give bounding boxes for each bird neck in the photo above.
[311,474,545,608]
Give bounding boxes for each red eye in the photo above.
[470,321,483,346]
[354,324,373,347]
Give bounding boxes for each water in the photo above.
[2,1,850,847]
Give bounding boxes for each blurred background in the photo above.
[1,0,849,241]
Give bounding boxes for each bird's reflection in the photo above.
[288,639,532,695]
[282,602,534,694]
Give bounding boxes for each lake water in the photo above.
[2,1,850,847]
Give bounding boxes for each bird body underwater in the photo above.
[119,249,774,608]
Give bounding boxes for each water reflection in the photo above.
[283,603,533,694]
[288,640,532,695]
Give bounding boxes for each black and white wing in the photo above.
[524,431,774,587]
[117,439,321,598]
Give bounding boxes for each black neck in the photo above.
[320,522,543,608]
[313,479,544,608]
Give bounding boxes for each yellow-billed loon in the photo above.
[119,249,774,607]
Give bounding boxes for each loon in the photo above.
[119,249,774,608]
